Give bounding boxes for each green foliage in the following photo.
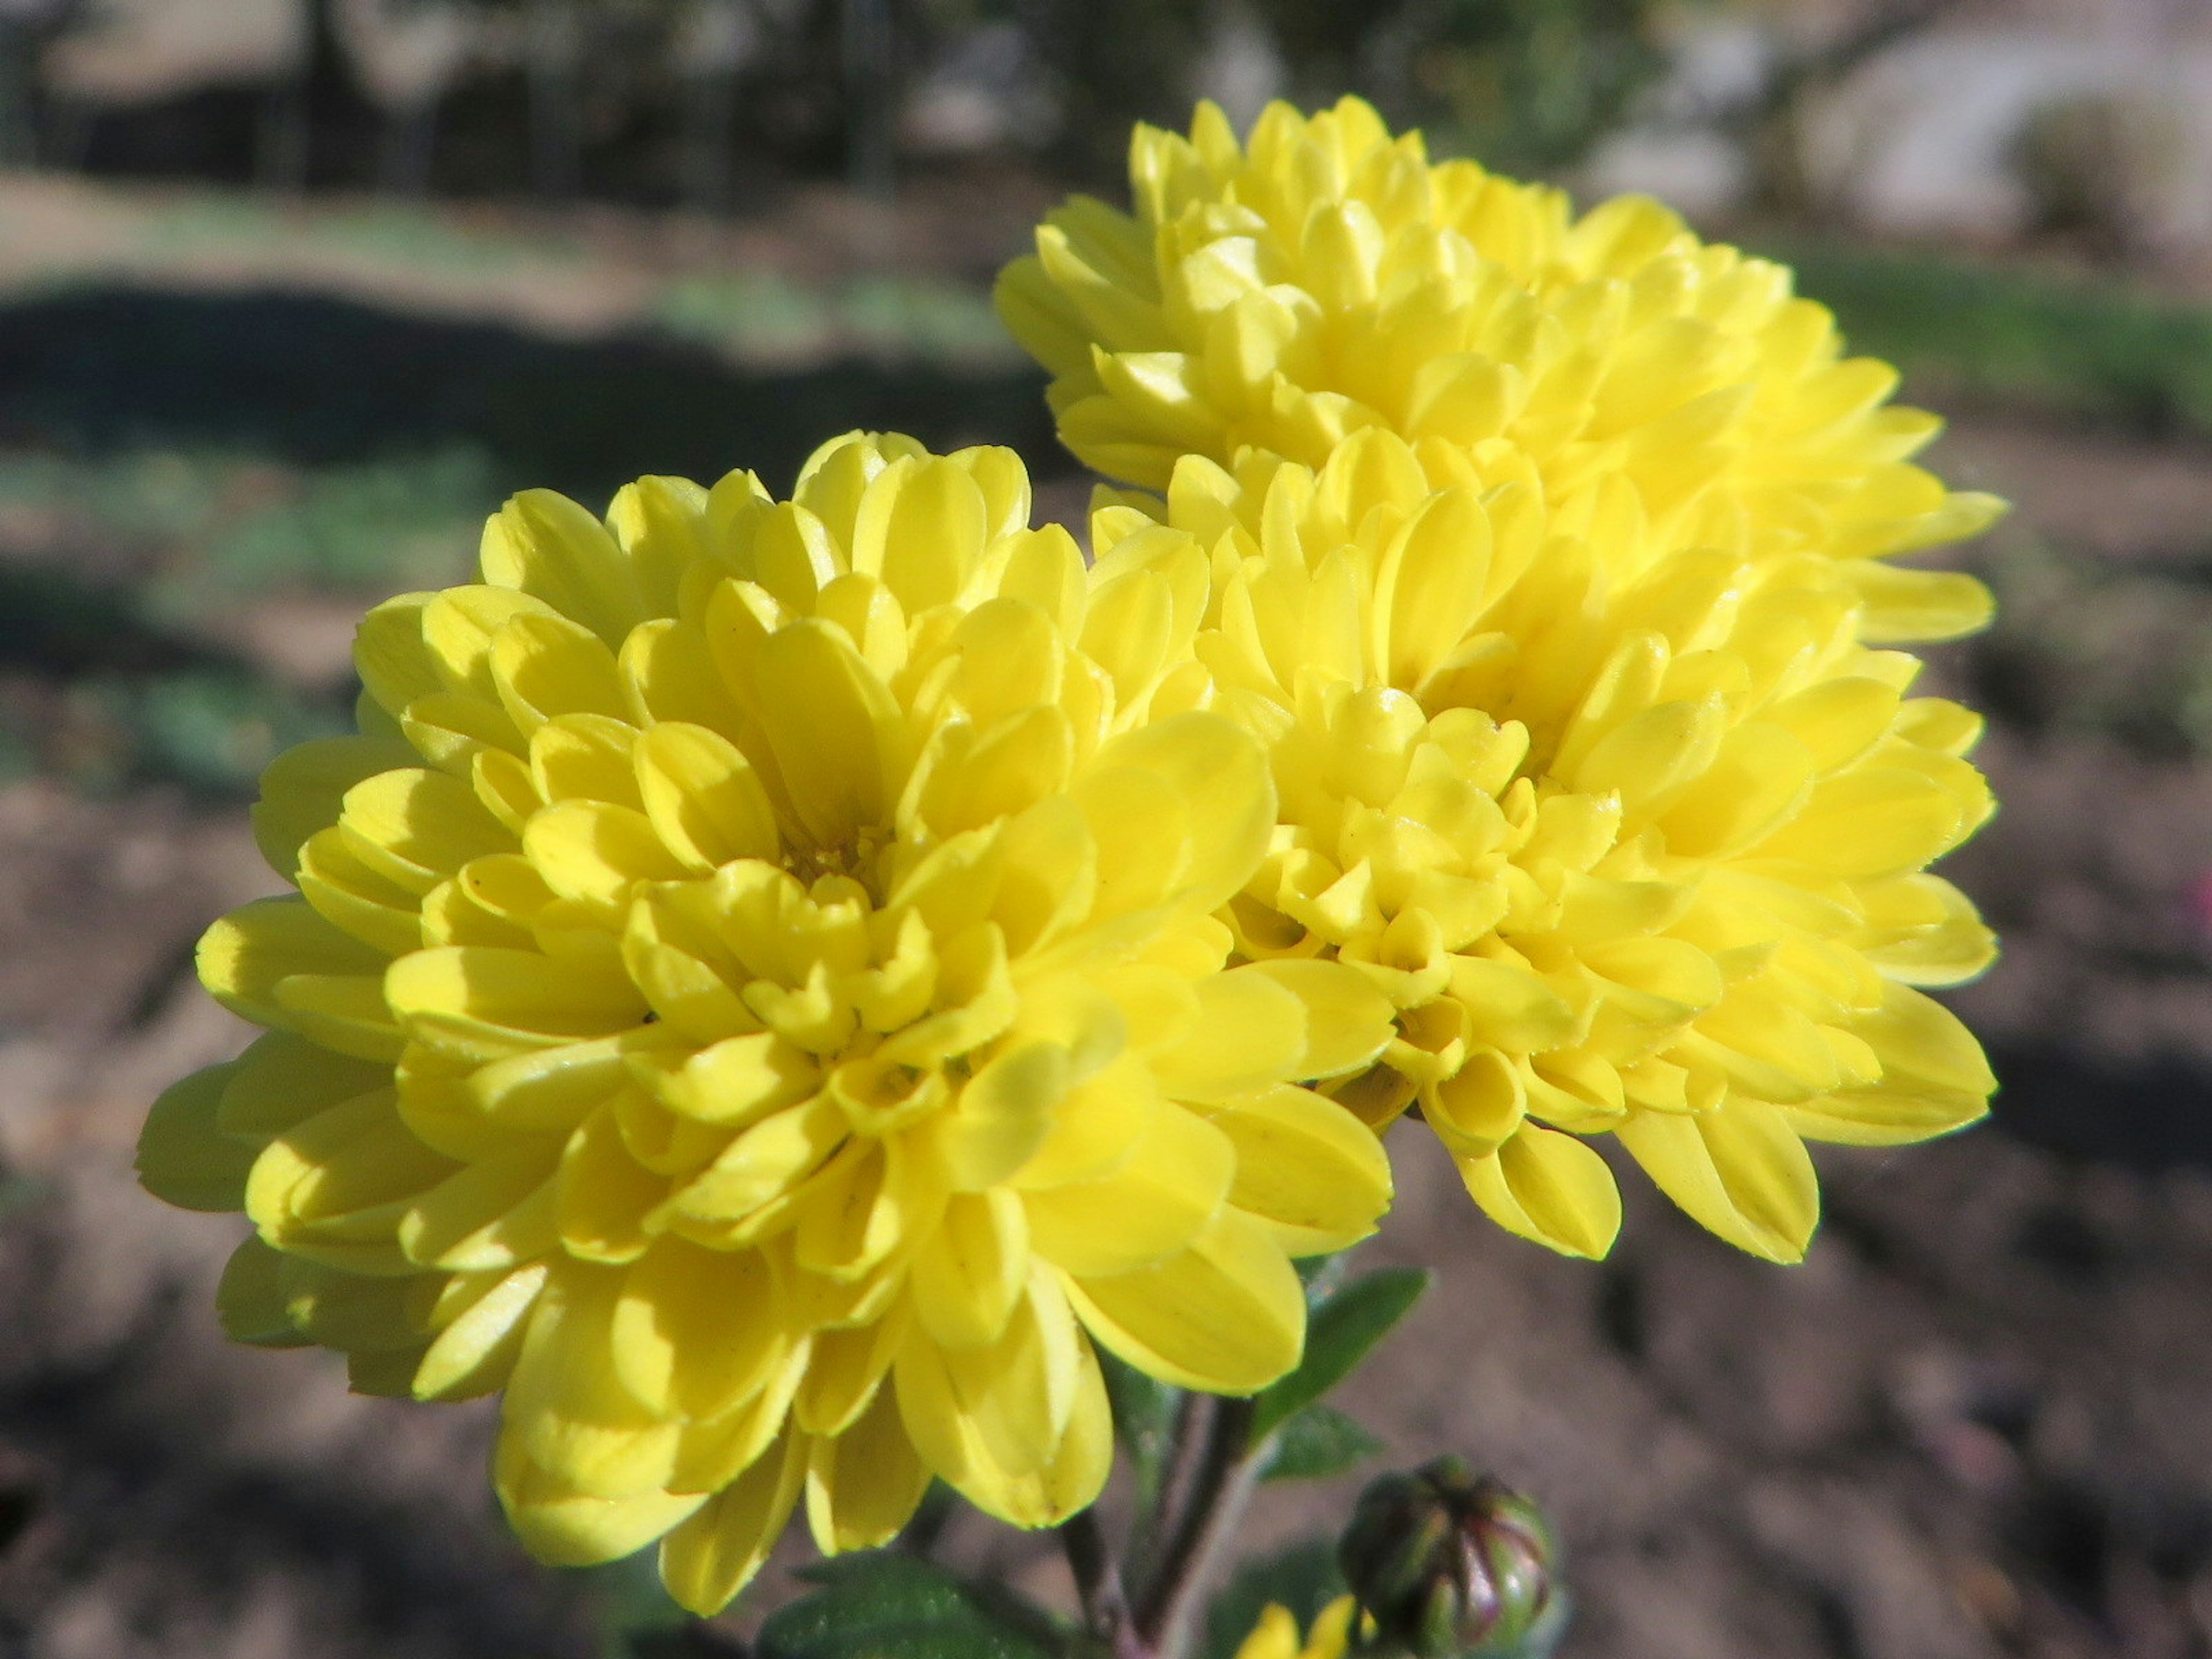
[104,668,347,795]
[576,1550,693,1659]
[203,448,495,593]
[758,1552,1067,1659]
[1259,1403,1385,1484]
[1250,1266,1430,1444]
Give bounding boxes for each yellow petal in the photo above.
[215,1236,312,1347]
[198,897,387,1028]
[892,1272,1107,1526]
[910,1190,1031,1350]
[657,1432,806,1615]
[850,453,989,615]
[1080,712,1274,917]
[399,1154,560,1271]
[1240,959,1396,1080]
[1456,1126,1622,1260]
[251,736,417,878]
[1063,1209,1302,1393]
[1207,1082,1392,1256]
[414,1262,550,1400]
[556,1100,668,1263]
[661,1095,846,1229]
[1025,1099,1231,1277]
[751,619,911,851]
[611,1237,787,1418]
[505,1266,683,1499]
[497,1431,706,1570]
[1145,969,1306,1103]
[634,722,781,871]
[138,1063,256,1212]
[1615,1100,1819,1262]
[480,488,647,647]
[340,767,510,895]
[523,800,688,913]
[386,946,650,1061]
[804,1385,933,1554]
[1846,563,1994,645]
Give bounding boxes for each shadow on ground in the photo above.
[0,285,1068,504]
[1991,1043,2212,1172]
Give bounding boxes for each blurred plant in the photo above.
[1013,0,1668,179]
[1777,242,2212,440]
[1269,0,1665,176]
[1700,0,1953,218]
[0,0,84,165]
[1963,537,2212,760]
[2013,90,2197,264]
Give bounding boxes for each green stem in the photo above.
[1134,1395,1261,1659]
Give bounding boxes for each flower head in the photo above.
[138,434,1395,1611]
[998,96,2003,647]
[1141,428,1997,1261]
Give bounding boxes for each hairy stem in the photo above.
[1134,1394,1261,1659]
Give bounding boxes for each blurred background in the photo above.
[0,0,2208,1656]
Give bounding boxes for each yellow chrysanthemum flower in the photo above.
[1137,428,1997,1262]
[138,433,1397,1612]
[1233,1597,1357,1659]
[998,96,2003,647]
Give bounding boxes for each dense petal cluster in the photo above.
[997,96,2004,647]
[1234,1597,1357,1659]
[1001,94,2003,1264]
[138,434,1396,1610]
[1140,430,1997,1261]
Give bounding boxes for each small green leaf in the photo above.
[570,1549,689,1659]
[1199,1539,1344,1659]
[1249,1266,1431,1444]
[757,1551,1065,1659]
[1259,1404,1385,1483]
[1097,1346,1180,1505]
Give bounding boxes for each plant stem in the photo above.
[1139,1391,1209,1588]
[1060,1508,1146,1659]
[1134,1395,1261,1659]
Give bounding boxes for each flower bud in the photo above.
[1337,1456,1557,1656]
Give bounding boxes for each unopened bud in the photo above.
[1337,1456,1557,1657]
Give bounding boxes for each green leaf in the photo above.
[1258,1404,1384,1484]
[1249,1266,1431,1444]
[1199,1539,1344,1659]
[569,1550,690,1659]
[1097,1345,1180,1505]
[757,1551,1065,1659]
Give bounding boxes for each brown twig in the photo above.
[1060,1507,1149,1659]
